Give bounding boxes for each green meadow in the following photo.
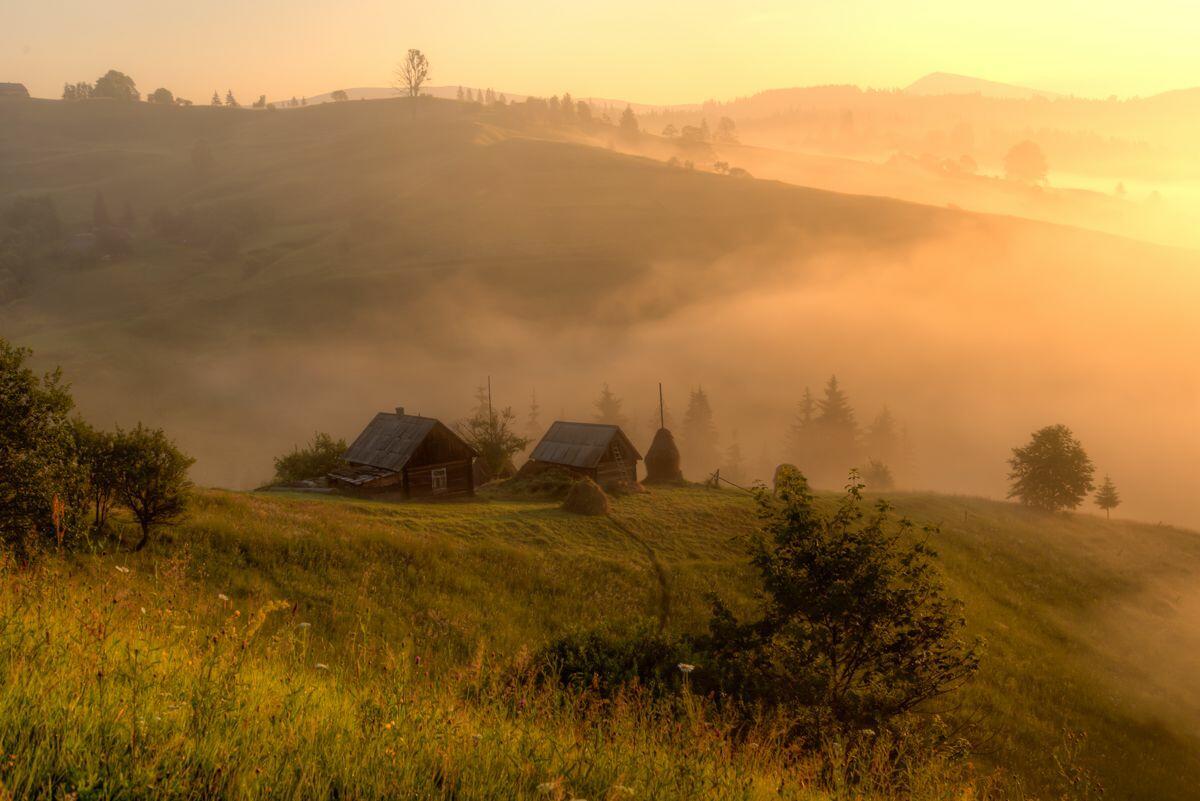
[2,486,1198,799]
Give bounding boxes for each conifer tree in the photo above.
[619,106,639,138]
[723,430,745,484]
[485,88,496,105]
[811,375,859,485]
[1094,475,1120,519]
[211,91,222,106]
[224,90,239,107]
[593,383,627,428]
[864,406,900,472]
[456,86,464,101]
[682,387,719,478]
[788,388,816,465]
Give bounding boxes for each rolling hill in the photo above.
[4,486,1200,798]
[1,95,1198,531]
[904,72,1061,100]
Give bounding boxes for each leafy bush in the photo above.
[701,471,980,739]
[0,338,86,554]
[273,432,346,483]
[535,628,694,696]
[113,424,195,551]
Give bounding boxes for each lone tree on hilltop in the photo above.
[114,424,194,551]
[1007,424,1094,511]
[1004,140,1048,183]
[1094,475,1121,519]
[148,87,175,105]
[395,49,430,98]
[331,89,349,102]
[92,69,139,101]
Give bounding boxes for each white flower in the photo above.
[114,566,130,574]
[140,607,146,615]
[315,663,329,670]
[217,593,230,602]
[677,663,695,674]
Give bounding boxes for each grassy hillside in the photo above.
[5,486,1198,798]
[2,95,1199,530]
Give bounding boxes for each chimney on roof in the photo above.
[395,406,405,416]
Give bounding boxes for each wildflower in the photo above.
[140,607,146,615]
[218,593,230,602]
[677,663,695,674]
[298,622,311,629]
[115,566,130,574]
[315,663,329,670]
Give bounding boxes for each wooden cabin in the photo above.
[328,408,477,498]
[523,421,641,486]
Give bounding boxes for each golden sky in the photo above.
[4,0,1198,103]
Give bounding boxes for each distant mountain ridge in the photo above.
[905,72,1061,100]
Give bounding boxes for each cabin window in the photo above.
[431,467,448,493]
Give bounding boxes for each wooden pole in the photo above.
[658,382,664,429]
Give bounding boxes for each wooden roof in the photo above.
[529,421,642,469]
[343,412,473,472]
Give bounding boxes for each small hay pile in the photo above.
[561,477,610,516]
[489,466,578,500]
[644,428,684,484]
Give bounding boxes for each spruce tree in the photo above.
[1094,475,1120,519]
[682,387,719,478]
[224,90,238,107]
[593,383,627,428]
[812,375,859,486]
[788,388,816,465]
[864,406,900,476]
[619,106,639,138]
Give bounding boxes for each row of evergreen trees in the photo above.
[507,376,910,488]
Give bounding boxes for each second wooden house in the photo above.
[522,421,642,486]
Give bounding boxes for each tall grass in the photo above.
[0,551,1002,800]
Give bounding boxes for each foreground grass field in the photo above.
[2,486,1199,798]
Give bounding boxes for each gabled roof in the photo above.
[529,421,642,470]
[342,412,440,472]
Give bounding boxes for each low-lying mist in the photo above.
[40,214,1199,529]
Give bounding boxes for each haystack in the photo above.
[561,477,610,516]
[643,427,684,484]
[773,463,802,492]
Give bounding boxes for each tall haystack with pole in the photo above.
[644,383,684,484]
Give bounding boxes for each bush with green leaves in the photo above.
[700,471,980,740]
[0,338,86,553]
[272,432,346,483]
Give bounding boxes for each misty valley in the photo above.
[2,34,1200,801]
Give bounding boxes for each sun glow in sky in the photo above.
[3,0,1199,103]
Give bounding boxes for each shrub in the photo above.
[0,338,86,553]
[700,471,980,740]
[273,432,346,484]
[535,628,693,696]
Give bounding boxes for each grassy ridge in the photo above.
[3,487,1198,798]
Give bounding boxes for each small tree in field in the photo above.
[273,432,346,483]
[1004,140,1048,183]
[703,470,979,739]
[1007,424,1094,511]
[457,398,528,478]
[73,419,121,531]
[114,424,194,551]
[395,49,430,98]
[1094,475,1120,519]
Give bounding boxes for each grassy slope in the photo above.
[52,486,1200,800]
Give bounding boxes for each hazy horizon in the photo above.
[5,0,1200,105]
